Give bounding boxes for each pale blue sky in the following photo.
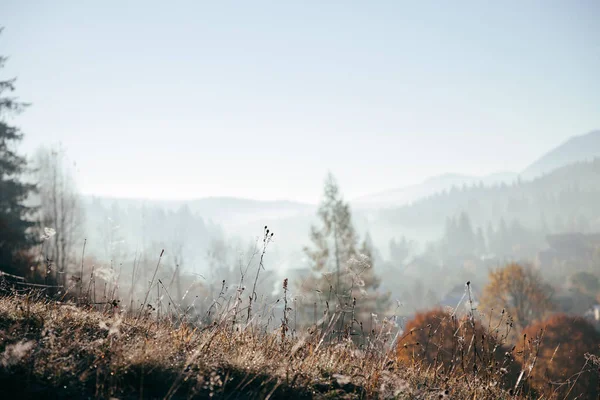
[2,1,599,203]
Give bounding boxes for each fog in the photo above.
[73,144,600,316]
[2,1,600,329]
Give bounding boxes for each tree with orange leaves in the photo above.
[516,314,600,399]
[396,308,522,389]
[480,263,554,332]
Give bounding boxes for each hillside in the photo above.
[84,196,314,226]
[80,196,315,268]
[377,158,600,241]
[353,172,517,208]
[0,294,516,399]
[355,130,600,209]
[521,130,600,180]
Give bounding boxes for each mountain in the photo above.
[84,195,314,226]
[353,171,517,208]
[521,130,600,180]
[355,130,600,209]
[376,158,600,243]
[81,195,316,267]
[187,197,313,218]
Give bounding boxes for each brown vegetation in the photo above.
[516,314,600,399]
[480,263,554,332]
[0,290,527,399]
[396,308,523,391]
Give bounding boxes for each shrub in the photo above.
[517,314,600,399]
[396,308,522,389]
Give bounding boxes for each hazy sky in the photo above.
[2,1,599,203]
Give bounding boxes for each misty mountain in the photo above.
[80,195,316,270]
[185,197,314,225]
[353,172,517,208]
[185,197,317,255]
[77,129,600,275]
[355,130,600,209]
[83,196,313,227]
[377,158,600,246]
[521,130,600,180]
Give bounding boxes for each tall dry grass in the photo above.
[1,229,598,399]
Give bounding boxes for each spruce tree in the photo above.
[303,173,358,295]
[0,30,37,276]
[300,173,388,332]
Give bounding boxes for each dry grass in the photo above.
[0,291,527,400]
[2,236,594,399]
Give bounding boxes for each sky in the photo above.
[2,1,599,203]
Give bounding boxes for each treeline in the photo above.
[380,159,600,235]
[433,211,545,261]
[83,199,221,269]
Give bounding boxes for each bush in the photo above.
[396,308,522,390]
[517,314,600,399]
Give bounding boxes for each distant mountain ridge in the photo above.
[355,130,600,208]
[353,171,518,208]
[521,130,600,180]
[375,157,600,245]
[84,195,314,227]
[84,130,600,214]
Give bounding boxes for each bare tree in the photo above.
[33,145,84,286]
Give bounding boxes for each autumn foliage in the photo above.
[396,309,522,388]
[517,314,600,399]
[480,263,554,332]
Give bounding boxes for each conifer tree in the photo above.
[303,173,357,295]
[300,173,388,330]
[0,30,37,276]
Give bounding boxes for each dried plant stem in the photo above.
[138,249,164,319]
[246,226,274,324]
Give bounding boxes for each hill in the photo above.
[353,171,517,208]
[0,294,517,399]
[80,195,315,262]
[355,130,600,209]
[521,130,600,180]
[84,195,313,225]
[377,158,600,243]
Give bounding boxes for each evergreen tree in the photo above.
[355,235,390,322]
[475,226,486,254]
[300,173,388,328]
[303,173,358,295]
[0,32,37,276]
[389,236,412,265]
[457,211,475,254]
[497,217,509,255]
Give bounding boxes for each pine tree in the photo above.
[457,212,475,254]
[389,236,411,265]
[475,226,486,254]
[303,173,358,296]
[0,31,37,276]
[485,222,496,255]
[300,173,388,331]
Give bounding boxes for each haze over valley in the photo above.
[1,2,600,398]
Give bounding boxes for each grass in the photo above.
[0,290,525,399]
[1,230,596,399]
